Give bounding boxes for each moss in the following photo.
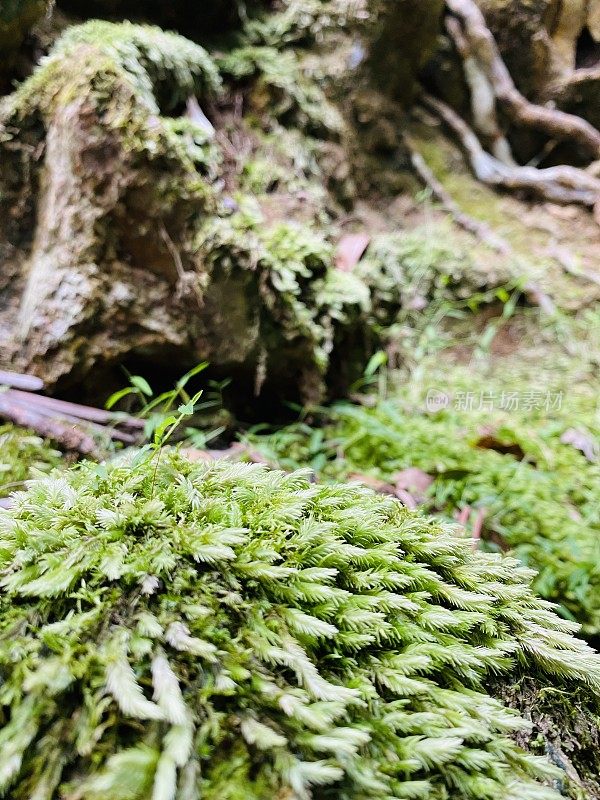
[2,451,600,797]
[217,45,343,138]
[195,207,373,396]
[356,225,516,328]
[250,321,600,635]
[0,424,62,496]
[4,19,220,120]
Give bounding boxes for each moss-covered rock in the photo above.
[2,452,600,798]
[0,19,378,408]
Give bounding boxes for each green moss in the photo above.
[357,225,516,328]
[2,451,600,797]
[250,328,600,634]
[195,208,373,387]
[2,20,220,158]
[0,424,62,496]
[217,45,343,138]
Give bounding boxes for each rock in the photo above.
[0,21,376,409]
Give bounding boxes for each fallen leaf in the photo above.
[475,433,525,460]
[560,428,598,462]
[335,233,370,272]
[455,506,471,526]
[393,467,433,494]
[349,473,418,508]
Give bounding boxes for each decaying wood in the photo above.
[445,0,600,159]
[4,389,144,429]
[0,391,99,455]
[422,93,600,207]
[0,373,144,454]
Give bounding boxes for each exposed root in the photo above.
[403,130,556,313]
[403,132,510,252]
[445,0,600,159]
[444,16,515,166]
[422,93,600,207]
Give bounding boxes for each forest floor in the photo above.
[4,117,600,636]
[2,79,600,800]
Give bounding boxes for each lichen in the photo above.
[2,452,600,798]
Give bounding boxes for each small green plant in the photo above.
[106,363,209,442]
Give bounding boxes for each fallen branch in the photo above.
[422,93,600,206]
[0,374,144,455]
[5,389,144,429]
[0,391,99,455]
[0,370,44,391]
[445,0,600,159]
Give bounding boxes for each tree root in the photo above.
[444,16,515,166]
[403,130,556,313]
[422,93,600,206]
[403,133,510,252]
[445,0,600,159]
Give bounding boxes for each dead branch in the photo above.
[0,391,99,455]
[6,389,144,429]
[445,0,600,159]
[0,374,144,455]
[0,370,44,391]
[422,93,600,206]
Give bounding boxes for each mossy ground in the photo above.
[2,3,600,796]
